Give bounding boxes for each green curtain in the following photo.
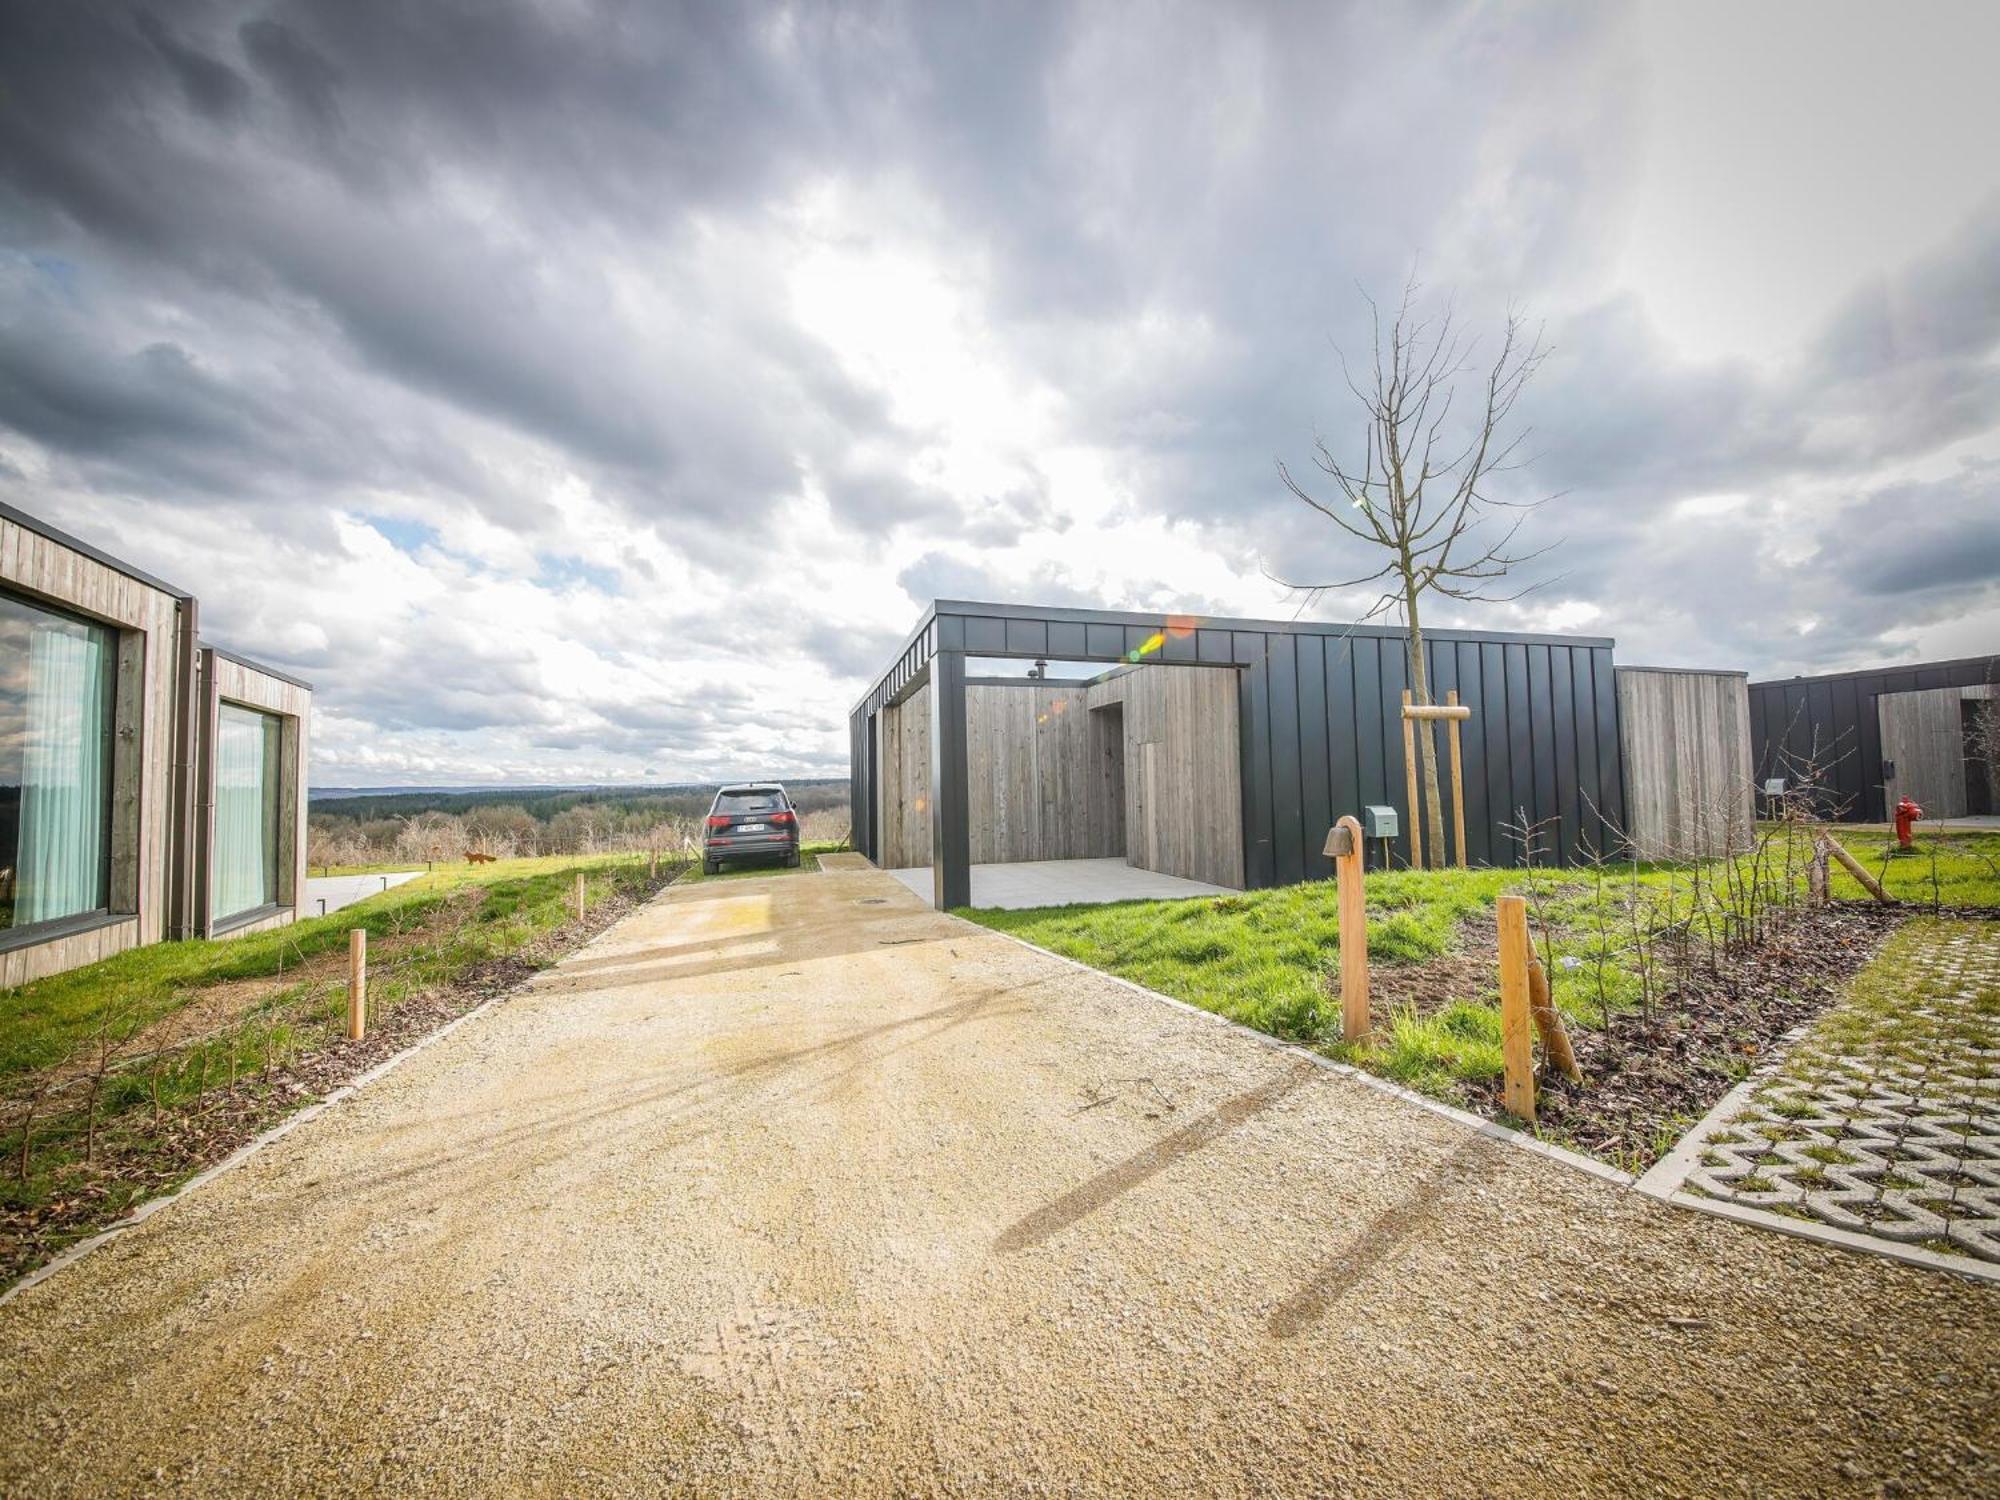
[212,704,280,918]
[16,617,112,925]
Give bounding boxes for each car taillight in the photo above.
[706,815,729,829]
[771,810,796,826]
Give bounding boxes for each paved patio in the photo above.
[1670,918,2000,1264]
[302,870,425,918]
[885,857,1232,909]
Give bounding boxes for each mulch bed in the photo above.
[0,873,673,1292]
[1365,901,2000,1170]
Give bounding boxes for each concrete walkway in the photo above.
[303,870,425,917]
[887,855,1232,908]
[1,866,1993,1496]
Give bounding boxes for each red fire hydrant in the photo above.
[1894,795,1924,849]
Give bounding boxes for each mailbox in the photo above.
[1361,805,1399,840]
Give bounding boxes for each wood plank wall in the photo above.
[1615,668,1754,859]
[877,683,932,869]
[208,654,313,937]
[0,516,183,986]
[1880,684,1997,818]
[1091,665,1244,887]
[963,682,1116,863]
[880,668,1241,883]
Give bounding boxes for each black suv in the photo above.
[702,783,800,875]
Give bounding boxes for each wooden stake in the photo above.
[1496,895,1535,1122]
[1327,815,1370,1043]
[1808,842,1829,905]
[1446,689,1467,868]
[575,870,587,920]
[347,928,366,1041]
[1401,689,1423,870]
[1816,833,1895,905]
[1528,956,1581,1083]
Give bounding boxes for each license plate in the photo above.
[737,822,765,833]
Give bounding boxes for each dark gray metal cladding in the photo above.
[850,600,1631,904]
[1747,655,2000,822]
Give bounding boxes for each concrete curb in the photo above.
[956,914,1998,1286]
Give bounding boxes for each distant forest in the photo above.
[307,779,851,866]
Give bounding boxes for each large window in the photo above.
[211,703,283,920]
[0,592,117,937]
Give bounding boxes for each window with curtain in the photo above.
[211,703,283,920]
[0,591,117,936]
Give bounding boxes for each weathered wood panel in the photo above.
[1117,664,1244,888]
[0,513,184,985]
[1616,667,1753,860]
[878,683,932,868]
[208,652,313,937]
[963,683,1112,863]
[1880,684,1997,818]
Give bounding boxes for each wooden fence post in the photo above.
[1495,895,1535,1123]
[575,871,587,921]
[1446,689,1467,868]
[1401,690,1424,870]
[1528,955,1581,1083]
[1326,816,1370,1042]
[1816,832,1895,905]
[348,928,366,1041]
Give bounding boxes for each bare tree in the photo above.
[1278,278,1555,862]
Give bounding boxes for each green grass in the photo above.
[0,853,657,1081]
[965,864,1521,1040]
[961,826,2000,1104]
[1815,827,2000,906]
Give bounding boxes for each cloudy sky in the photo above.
[3,2,1997,787]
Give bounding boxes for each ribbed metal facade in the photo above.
[851,601,1629,904]
[1747,655,2000,822]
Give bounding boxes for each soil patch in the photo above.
[1353,900,1976,1169]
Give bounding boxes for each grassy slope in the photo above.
[0,854,654,1080]
[963,828,2000,1104]
[0,853,673,1266]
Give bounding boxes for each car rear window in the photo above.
[719,790,785,812]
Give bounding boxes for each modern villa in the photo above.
[0,502,312,985]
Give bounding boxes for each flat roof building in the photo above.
[851,600,1754,908]
[0,502,313,984]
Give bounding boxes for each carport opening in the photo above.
[876,657,1244,905]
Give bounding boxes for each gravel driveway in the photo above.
[2,865,1994,1497]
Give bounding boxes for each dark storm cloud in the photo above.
[1,1,1995,775]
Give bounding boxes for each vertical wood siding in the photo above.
[1879,684,1998,817]
[877,683,932,868]
[1615,668,1754,859]
[208,654,313,937]
[0,516,183,986]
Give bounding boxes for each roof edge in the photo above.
[0,498,193,599]
[205,643,314,694]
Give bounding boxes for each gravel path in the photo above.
[2,866,1994,1497]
